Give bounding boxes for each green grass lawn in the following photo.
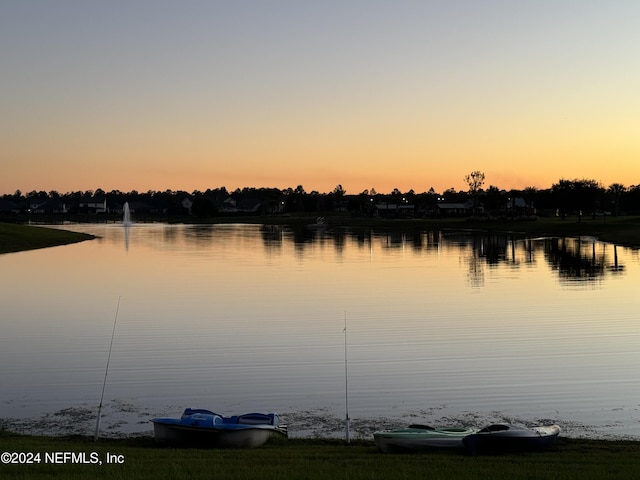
[0,223,95,254]
[1,432,639,480]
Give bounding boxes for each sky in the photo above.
[2,1,639,196]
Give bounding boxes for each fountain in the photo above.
[123,202,132,226]
[123,202,131,251]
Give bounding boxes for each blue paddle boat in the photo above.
[151,408,287,448]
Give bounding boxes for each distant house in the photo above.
[28,197,47,212]
[78,196,107,213]
[27,197,67,214]
[437,201,475,217]
[220,196,261,213]
[506,197,531,215]
[374,203,415,218]
[30,199,68,214]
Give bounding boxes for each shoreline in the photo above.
[2,401,637,443]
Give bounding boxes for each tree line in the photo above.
[2,175,640,218]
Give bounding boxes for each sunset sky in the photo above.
[2,1,639,196]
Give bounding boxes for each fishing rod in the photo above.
[344,311,350,444]
[94,296,121,441]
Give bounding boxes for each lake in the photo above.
[1,222,639,440]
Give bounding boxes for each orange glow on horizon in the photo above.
[2,2,639,196]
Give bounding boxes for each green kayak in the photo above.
[373,425,478,453]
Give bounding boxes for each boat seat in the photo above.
[408,424,435,430]
[180,413,223,427]
[182,408,220,418]
[237,413,279,426]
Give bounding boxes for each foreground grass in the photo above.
[0,223,95,254]
[1,432,639,480]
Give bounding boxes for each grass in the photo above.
[1,432,639,479]
[0,223,95,254]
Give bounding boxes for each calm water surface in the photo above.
[1,223,639,439]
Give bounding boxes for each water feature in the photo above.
[122,202,131,226]
[123,202,131,250]
[1,223,639,440]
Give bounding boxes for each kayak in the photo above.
[373,425,478,453]
[462,423,561,455]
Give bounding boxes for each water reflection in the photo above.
[544,238,625,284]
[76,223,629,285]
[609,245,625,272]
[4,222,639,440]
[254,226,626,285]
[316,229,625,287]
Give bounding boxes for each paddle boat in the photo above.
[373,424,478,453]
[462,423,561,455]
[151,408,288,448]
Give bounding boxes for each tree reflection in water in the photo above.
[259,225,627,286]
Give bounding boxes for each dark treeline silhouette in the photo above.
[2,178,640,220]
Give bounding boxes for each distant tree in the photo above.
[356,189,375,215]
[291,185,307,212]
[484,185,504,215]
[552,179,575,218]
[330,185,346,211]
[464,171,485,195]
[415,189,439,216]
[191,196,216,217]
[332,184,346,196]
[551,178,603,221]
[464,171,485,215]
[404,189,415,205]
[522,186,538,215]
[390,188,403,203]
[607,183,626,216]
[626,185,640,214]
[575,179,603,219]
